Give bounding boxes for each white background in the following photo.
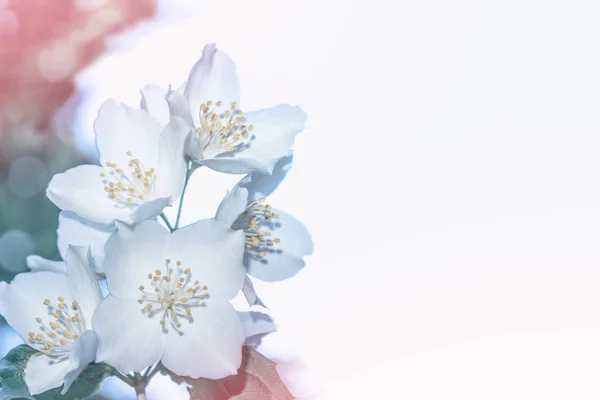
[73,0,600,398]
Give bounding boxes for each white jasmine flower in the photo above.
[92,219,246,379]
[27,211,113,275]
[144,43,307,175]
[46,100,188,225]
[215,157,313,282]
[0,246,103,395]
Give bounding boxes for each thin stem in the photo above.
[103,364,135,386]
[175,162,195,230]
[134,383,147,400]
[160,213,174,232]
[132,372,147,400]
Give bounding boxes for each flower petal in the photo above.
[65,246,103,329]
[57,211,113,271]
[93,295,165,373]
[47,164,129,224]
[104,220,169,301]
[24,353,74,395]
[170,219,246,303]
[0,272,71,345]
[184,44,240,127]
[166,89,200,162]
[215,187,249,226]
[241,275,267,308]
[62,330,98,393]
[161,302,244,379]
[140,84,170,127]
[26,256,66,274]
[199,156,270,175]
[246,209,313,282]
[153,117,188,200]
[128,197,172,224]
[237,156,293,202]
[94,99,163,170]
[166,89,195,131]
[184,132,204,163]
[238,311,276,340]
[201,105,306,175]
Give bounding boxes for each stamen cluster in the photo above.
[137,258,209,333]
[100,151,156,206]
[196,100,254,156]
[28,297,85,358]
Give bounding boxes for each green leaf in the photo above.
[0,345,36,399]
[0,345,112,400]
[187,346,295,400]
[35,364,112,400]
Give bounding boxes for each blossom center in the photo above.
[195,100,253,157]
[233,198,281,259]
[28,297,85,359]
[100,151,156,206]
[137,258,208,334]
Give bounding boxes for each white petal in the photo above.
[215,187,248,226]
[183,130,204,162]
[166,89,195,131]
[237,156,293,203]
[246,209,313,282]
[154,117,188,200]
[104,220,169,301]
[170,219,246,303]
[166,88,201,162]
[140,84,170,127]
[128,197,172,224]
[94,99,163,170]
[24,353,74,395]
[47,164,129,224]
[26,256,66,274]
[184,44,240,127]
[238,311,276,339]
[201,105,306,175]
[161,302,244,379]
[62,330,98,393]
[0,272,71,345]
[93,295,165,373]
[57,211,113,271]
[241,275,266,308]
[65,246,103,329]
[200,156,270,175]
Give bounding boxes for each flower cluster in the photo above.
[0,44,312,397]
